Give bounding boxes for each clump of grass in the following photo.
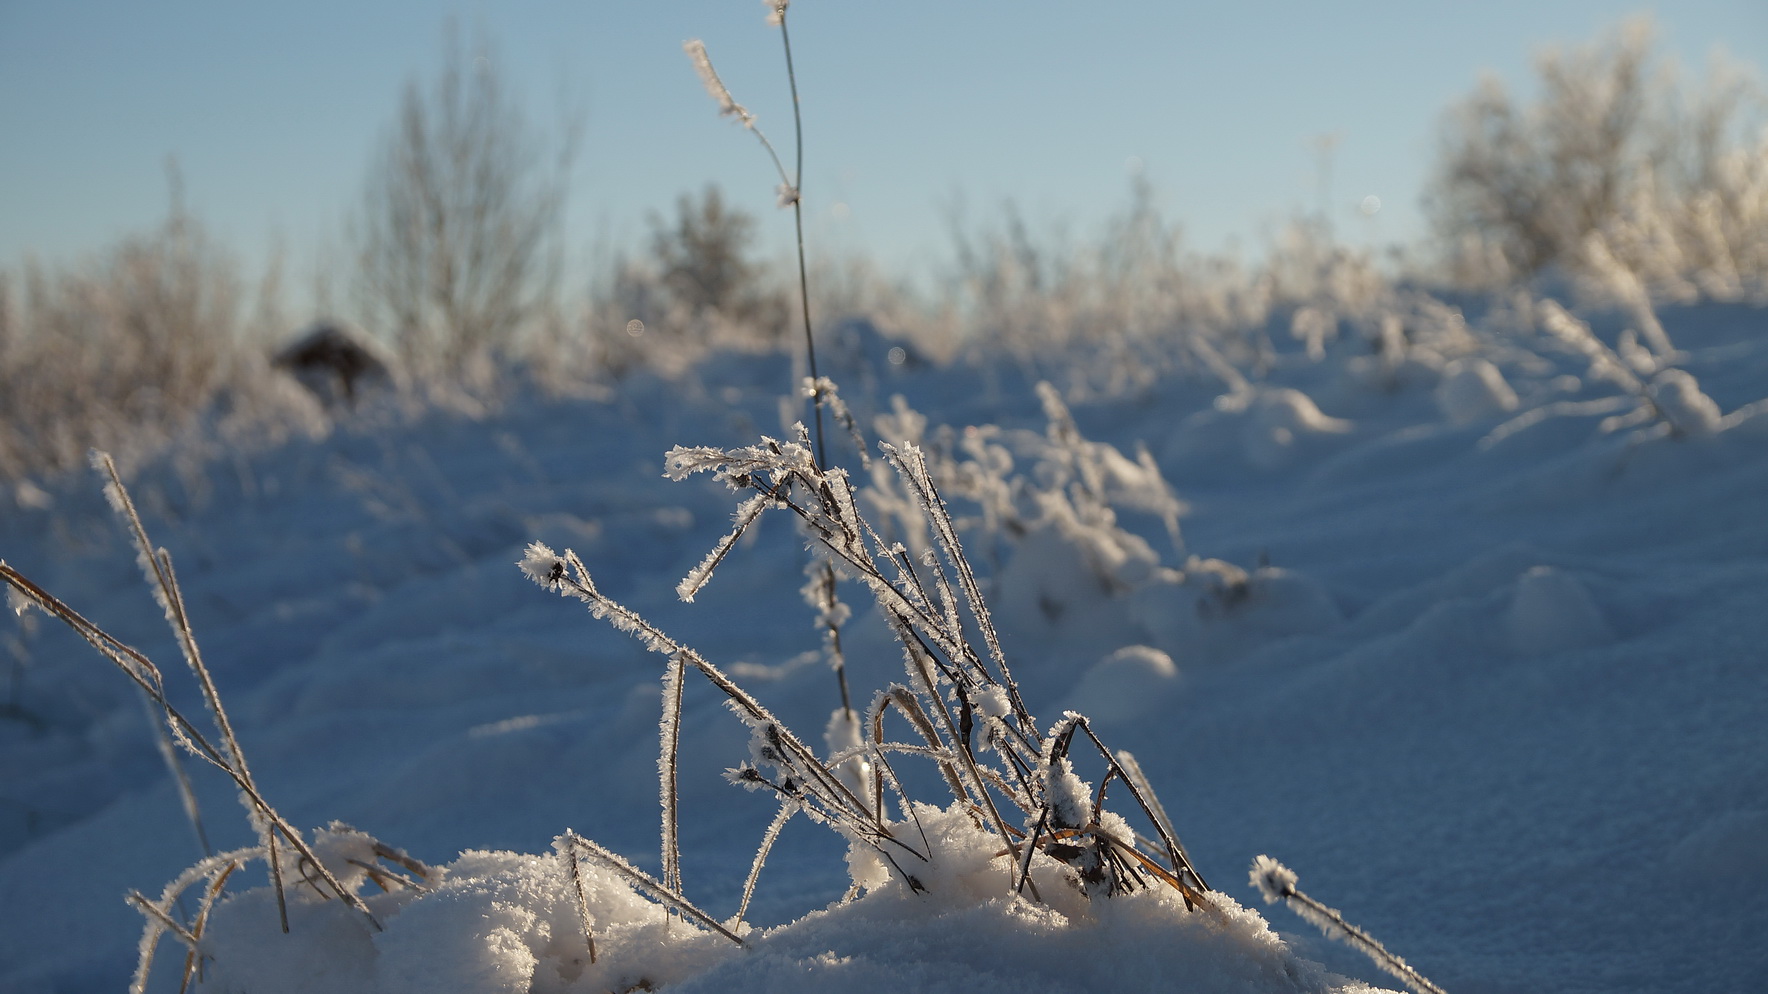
[520,402,1213,933]
[1,453,427,994]
[523,7,1207,930]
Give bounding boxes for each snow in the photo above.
[1434,358,1519,424]
[2,296,1767,992]
[1503,565,1612,656]
[1062,645,1178,724]
[1649,369,1723,435]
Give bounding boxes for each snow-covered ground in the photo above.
[3,295,1767,993]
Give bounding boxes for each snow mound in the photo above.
[1132,560,1342,665]
[1649,369,1723,436]
[1241,389,1354,471]
[1163,388,1353,475]
[1504,566,1613,656]
[192,805,1388,994]
[1435,357,1519,424]
[989,495,1157,659]
[1063,645,1179,724]
[199,845,729,994]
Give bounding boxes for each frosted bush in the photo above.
[0,206,305,484]
[1430,16,1768,298]
[864,383,1184,581]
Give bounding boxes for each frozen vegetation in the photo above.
[3,11,1768,994]
[3,278,1768,992]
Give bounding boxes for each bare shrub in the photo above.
[564,187,794,382]
[637,186,790,348]
[940,180,1246,393]
[936,182,1402,396]
[1428,17,1767,296]
[0,202,282,484]
[351,23,573,377]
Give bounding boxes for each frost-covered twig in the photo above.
[89,453,212,860]
[1,465,384,952]
[678,492,779,603]
[685,12,826,468]
[126,848,254,994]
[523,543,912,867]
[560,831,744,945]
[91,452,372,933]
[736,798,799,923]
[554,836,598,964]
[1536,299,1721,437]
[1537,300,1653,399]
[804,558,854,715]
[1115,750,1204,893]
[1251,856,1446,994]
[659,651,686,926]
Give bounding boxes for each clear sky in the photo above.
[1,1,1764,305]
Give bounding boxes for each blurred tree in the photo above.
[1429,19,1660,276]
[1427,17,1764,287]
[352,24,573,374]
[647,185,785,337]
[651,186,758,318]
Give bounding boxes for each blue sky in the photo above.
[2,1,1764,303]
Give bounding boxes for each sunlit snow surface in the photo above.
[3,299,1767,992]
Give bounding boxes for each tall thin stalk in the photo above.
[775,6,827,472]
[768,4,856,727]
[683,9,825,471]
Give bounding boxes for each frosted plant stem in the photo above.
[895,618,1034,897]
[178,860,239,994]
[1116,749,1205,892]
[128,849,256,994]
[94,459,212,860]
[140,691,210,857]
[886,445,1034,730]
[4,494,377,936]
[536,548,908,857]
[660,651,686,927]
[1252,856,1447,994]
[562,831,744,945]
[1069,721,1208,900]
[776,10,826,471]
[737,799,798,924]
[95,453,294,928]
[808,560,853,715]
[127,892,199,950]
[684,27,823,466]
[558,840,598,964]
[871,686,968,804]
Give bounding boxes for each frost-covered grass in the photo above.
[4,9,1768,991]
[3,282,1767,992]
